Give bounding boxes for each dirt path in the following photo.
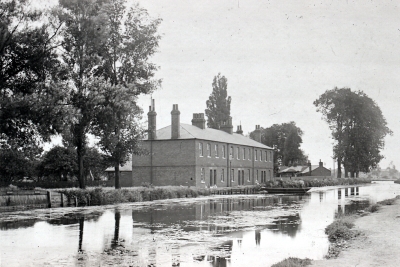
[312,199,400,267]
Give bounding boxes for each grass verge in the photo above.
[56,186,259,206]
[324,195,400,259]
[264,177,371,189]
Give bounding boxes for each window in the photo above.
[238,170,241,185]
[201,168,205,182]
[249,148,251,160]
[255,150,258,161]
[248,169,251,182]
[222,146,226,158]
[215,144,219,158]
[260,150,263,161]
[237,147,240,159]
[270,151,273,162]
[221,169,225,182]
[199,143,203,157]
[256,170,259,181]
[243,148,246,160]
[230,146,234,159]
[269,170,271,179]
[231,169,234,181]
[265,151,268,162]
[207,143,211,157]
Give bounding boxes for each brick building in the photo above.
[131,100,274,187]
[278,160,331,177]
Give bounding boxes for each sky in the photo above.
[130,0,400,170]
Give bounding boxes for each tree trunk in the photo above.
[77,143,86,189]
[337,158,342,178]
[114,163,120,189]
[344,168,349,178]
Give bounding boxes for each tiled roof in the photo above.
[145,123,272,149]
[105,161,132,172]
[279,165,319,174]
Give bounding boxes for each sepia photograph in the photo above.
[1,0,400,266]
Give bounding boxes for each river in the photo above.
[1,181,399,267]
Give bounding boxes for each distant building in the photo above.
[105,162,133,187]
[131,100,274,187]
[278,160,331,177]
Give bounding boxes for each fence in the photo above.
[0,189,67,212]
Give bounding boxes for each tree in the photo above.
[93,0,161,189]
[314,87,392,177]
[37,146,77,181]
[251,122,308,169]
[0,148,33,185]
[37,146,107,182]
[1,0,65,152]
[205,73,231,129]
[55,0,110,188]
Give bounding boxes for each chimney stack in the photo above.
[236,125,243,135]
[147,99,157,140]
[319,159,323,168]
[220,116,233,134]
[192,113,206,129]
[171,104,180,139]
[253,125,261,142]
[308,160,312,175]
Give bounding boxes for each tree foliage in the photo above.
[205,73,231,129]
[92,0,161,188]
[251,122,308,169]
[314,87,392,177]
[37,146,108,182]
[0,0,65,151]
[54,0,110,189]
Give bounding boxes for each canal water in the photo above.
[1,181,400,267]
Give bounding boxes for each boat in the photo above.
[259,187,311,194]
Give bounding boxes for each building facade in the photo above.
[278,160,331,177]
[132,100,274,187]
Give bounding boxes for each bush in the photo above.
[325,217,356,242]
[368,204,380,213]
[271,257,311,267]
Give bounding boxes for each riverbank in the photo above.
[312,196,400,267]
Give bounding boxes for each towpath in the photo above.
[312,198,400,267]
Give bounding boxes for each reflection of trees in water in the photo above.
[255,229,261,246]
[111,210,121,248]
[198,240,232,267]
[78,217,84,252]
[0,219,36,230]
[268,214,301,238]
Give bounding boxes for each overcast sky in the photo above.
[132,0,400,170]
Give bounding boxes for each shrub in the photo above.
[368,204,380,213]
[325,217,355,242]
[271,257,311,267]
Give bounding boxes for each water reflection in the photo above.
[1,182,400,267]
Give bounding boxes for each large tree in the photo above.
[55,0,110,188]
[314,87,392,177]
[205,73,231,129]
[93,1,161,189]
[251,122,308,168]
[0,0,65,152]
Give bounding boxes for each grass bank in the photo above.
[264,177,371,188]
[324,196,399,259]
[57,185,260,206]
